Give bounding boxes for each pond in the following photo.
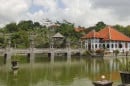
[0,56,126,86]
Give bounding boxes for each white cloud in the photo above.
[0,0,130,27]
[29,0,116,26]
[0,0,31,26]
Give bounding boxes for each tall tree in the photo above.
[18,20,34,31]
[5,22,18,33]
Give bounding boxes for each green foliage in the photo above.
[5,22,18,33]
[11,30,29,48]
[82,50,92,56]
[56,20,82,42]
[0,36,5,48]
[113,50,119,57]
[114,25,130,37]
[12,55,28,63]
[0,20,130,49]
[116,51,130,72]
[18,20,33,31]
[96,49,104,54]
[87,21,106,32]
[95,21,106,31]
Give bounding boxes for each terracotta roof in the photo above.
[98,26,130,42]
[81,30,102,39]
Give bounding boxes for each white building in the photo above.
[82,26,130,52]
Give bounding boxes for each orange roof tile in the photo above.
[81,30,102,39]
[99,26,130,42]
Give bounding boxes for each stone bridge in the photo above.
[0,48,85,64]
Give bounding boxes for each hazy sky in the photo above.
[0,0,130,27]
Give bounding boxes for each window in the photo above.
[107,44,109,48]
[95,44,97,48]
[119,43,122,48]
[103,44,105,48]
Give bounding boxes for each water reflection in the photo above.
[0,57,127,86]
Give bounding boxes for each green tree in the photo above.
[95,21,106,31]
[5,22,18,33]
[18,20,34,31]
[11,31,29,48]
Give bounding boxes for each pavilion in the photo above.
[81,26,130,52]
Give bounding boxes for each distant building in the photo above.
[81,26,130,52]
[74,26,85,32]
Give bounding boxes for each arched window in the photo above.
[95,44,97,48]
[103,44,105,48]
[119,43,122,48]
[107,44,109,48]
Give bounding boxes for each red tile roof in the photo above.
[81,30,102,39]
[99,26,130,42]
[82,26,130,42]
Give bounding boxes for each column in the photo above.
[67,51,71,63]
[97,43,99,49]
[85,40,88,50]
[127,42,129,51]
[123,42,125,52]
[109,41,112,52]
[93,39,95,51]
[113,41,115,50]
[30,52,35,64]
[6,39,12,65]
[30,40,35,63]
[50,51,54,63]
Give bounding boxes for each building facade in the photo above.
[82,26,130,52]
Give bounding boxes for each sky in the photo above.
[0,0,130,27]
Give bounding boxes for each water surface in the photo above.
[0,56,126,86]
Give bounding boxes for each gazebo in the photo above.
[51,32,64,48]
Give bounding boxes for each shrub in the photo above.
[113,50,119,57]
[96,49,104,54]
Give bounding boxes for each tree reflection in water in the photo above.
[0,57,125,86]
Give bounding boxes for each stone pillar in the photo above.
[123,42,125,52]
[50,51,54,63]
[93,43,95,51]
[5,39,12,65]
[29,39,35,63]
[4,52,12,65]
[86,43,88,50]
[67,51,71,63]
[30,52,35,63]
[109,42,112,52]
[113,42,115,50]
[80,40,83,49]
[127,42,129,51]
